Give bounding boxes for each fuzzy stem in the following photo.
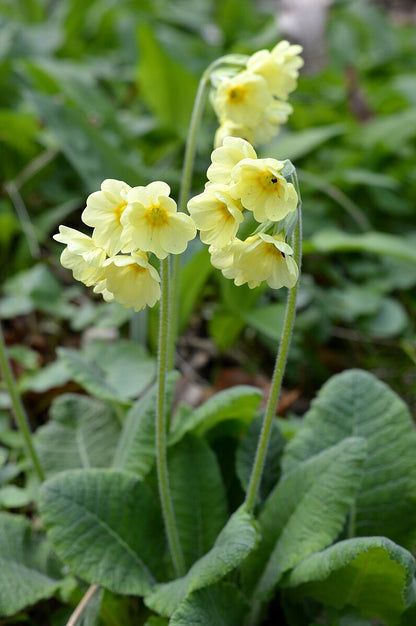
[245,203,302,514]
[0,322,45,482]
[156,257,186,577]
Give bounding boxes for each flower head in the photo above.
[251,100,293,146]
[212,71,272,127]
[230,157,298,222]
[211,233,298,289]
[247,40,303,99]
[207,137,257,185]
[187,184,244,247]
[120,181,196,259]
[102,252,161,311]
[81,179,131,256]
[53,226,107,286]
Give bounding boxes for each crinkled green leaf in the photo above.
[145,506,259,617]
[0,513,62,617]
[283,369,416,548]
[35,394,120,476]
[285,537,416,626]
[169,386,263,445]
[57,340,156,405]
[170,582,249,625]
[243,438,367,623]
[113,372,178,476]
[39,469,164,595]
[168,435,228,570]
[236,415,285,502]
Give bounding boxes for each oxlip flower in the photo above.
[247,40,304,99]
[212,71,272,127]
[120,181,196,259]
[187,184,244,247]
[102,252,161,311]
[251,100,293,146]
[230,157,298,222]
[81,179,131,256]
[207,136,257,185]
[233,233,298,289]
[214,233,298,289]
[53,226,107,286]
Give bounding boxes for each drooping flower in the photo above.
[230,157,298,222]
[81,179,131,256]
[251,100,293,146]
[212,71,272,127]
[187,184,244,247]
[207,136,257,185]
[53,226,107,286]
[247,40,304,100]
[211,233,298,289]
[120,181,196,259]
[102,252,161,311]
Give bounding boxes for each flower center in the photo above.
[259,171,282,192]
[114,201,127,225]
[145,204,168,227]
[218,202,234,222]
[227,86,246,104]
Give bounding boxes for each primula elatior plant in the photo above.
[1,40,416,626]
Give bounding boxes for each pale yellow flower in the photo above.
[93,280,115,303]
[81,179,131,256]
[102,252,161,311]
[209,240,242,282]
[247,41,303,99]
[120,181,196,259]
[212,71,272,127]
[188,184,244,247]
[219,233,298,289]
[252,100,293,146]
[230,157,298,222]
[53,226,107,286]
[207,136,257,185]
[213,120,255,149]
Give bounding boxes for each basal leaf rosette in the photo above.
[54,179,196,311]
[188,137,299,291]
[210,40,303,147]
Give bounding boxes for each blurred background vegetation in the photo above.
[1,0,415,418]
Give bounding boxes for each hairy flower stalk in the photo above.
[156,258,186,577]
[245,184,302,513]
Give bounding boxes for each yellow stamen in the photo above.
[145,205,168,227]
[258,171,282,192]
[227,86,246,104]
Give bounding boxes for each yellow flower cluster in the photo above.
[188,137,299,290]
[211,41,303,147]
[54,179,196,311]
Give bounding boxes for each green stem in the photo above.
[0,322,45,482]
[156,257,186,577]
[245,204,302,514]
[168,54,248,369]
